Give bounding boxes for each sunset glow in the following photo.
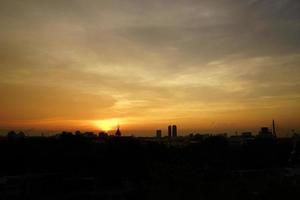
[0,0,300,136]
[92,118,122,132]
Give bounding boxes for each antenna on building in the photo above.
[272,119,277,138]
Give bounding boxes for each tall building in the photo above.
[168,125,172,137]
[172,125,177,137]
[156,130,162,138]
[272,120,277,138]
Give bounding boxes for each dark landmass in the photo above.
[1,133,300,200]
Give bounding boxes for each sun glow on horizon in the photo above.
[92,118,122,132]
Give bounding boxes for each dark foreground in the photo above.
[1,135,300,200]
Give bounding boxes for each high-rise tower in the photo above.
[172,125,177,137]
[168,125,172,137]
[272,120,277,138]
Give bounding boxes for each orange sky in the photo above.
[0,0,300,136]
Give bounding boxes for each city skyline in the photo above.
[0,120,293,138]
[1,0,300,135]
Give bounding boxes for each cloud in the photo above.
[0,83,116,121]
[0,0,299,133]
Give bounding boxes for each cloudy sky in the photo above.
[0,0,300,135]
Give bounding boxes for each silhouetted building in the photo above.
[7,131,25,139]
[60,131,73,139]
[258,127,273,138]
[115,126,122,137]
[7,131,17,138]
[83,132,97,138]
[272,119,277,138]
[75,130,81,136]
[292,130,299,138]
[229,135,243,145]
[230,132,255,145]
[156,130,162,138]
[167,125,178,138]
[172,125,177,137]
[99,131,108,138]
[18,131,25,138]
[168,125,172,137]
[241,132,252,138]
[216,133,227,138]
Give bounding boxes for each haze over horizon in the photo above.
[1,0,300,136]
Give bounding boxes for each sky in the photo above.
[0,0,300,136]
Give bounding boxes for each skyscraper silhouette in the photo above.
[172,125,177,137]
[272,120,277,138]
[168,125,172,138]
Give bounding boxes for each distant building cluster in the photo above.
[6,131,25,139]
[155,125,178,138]
[3,120,298,144]
[257,120,277,139]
